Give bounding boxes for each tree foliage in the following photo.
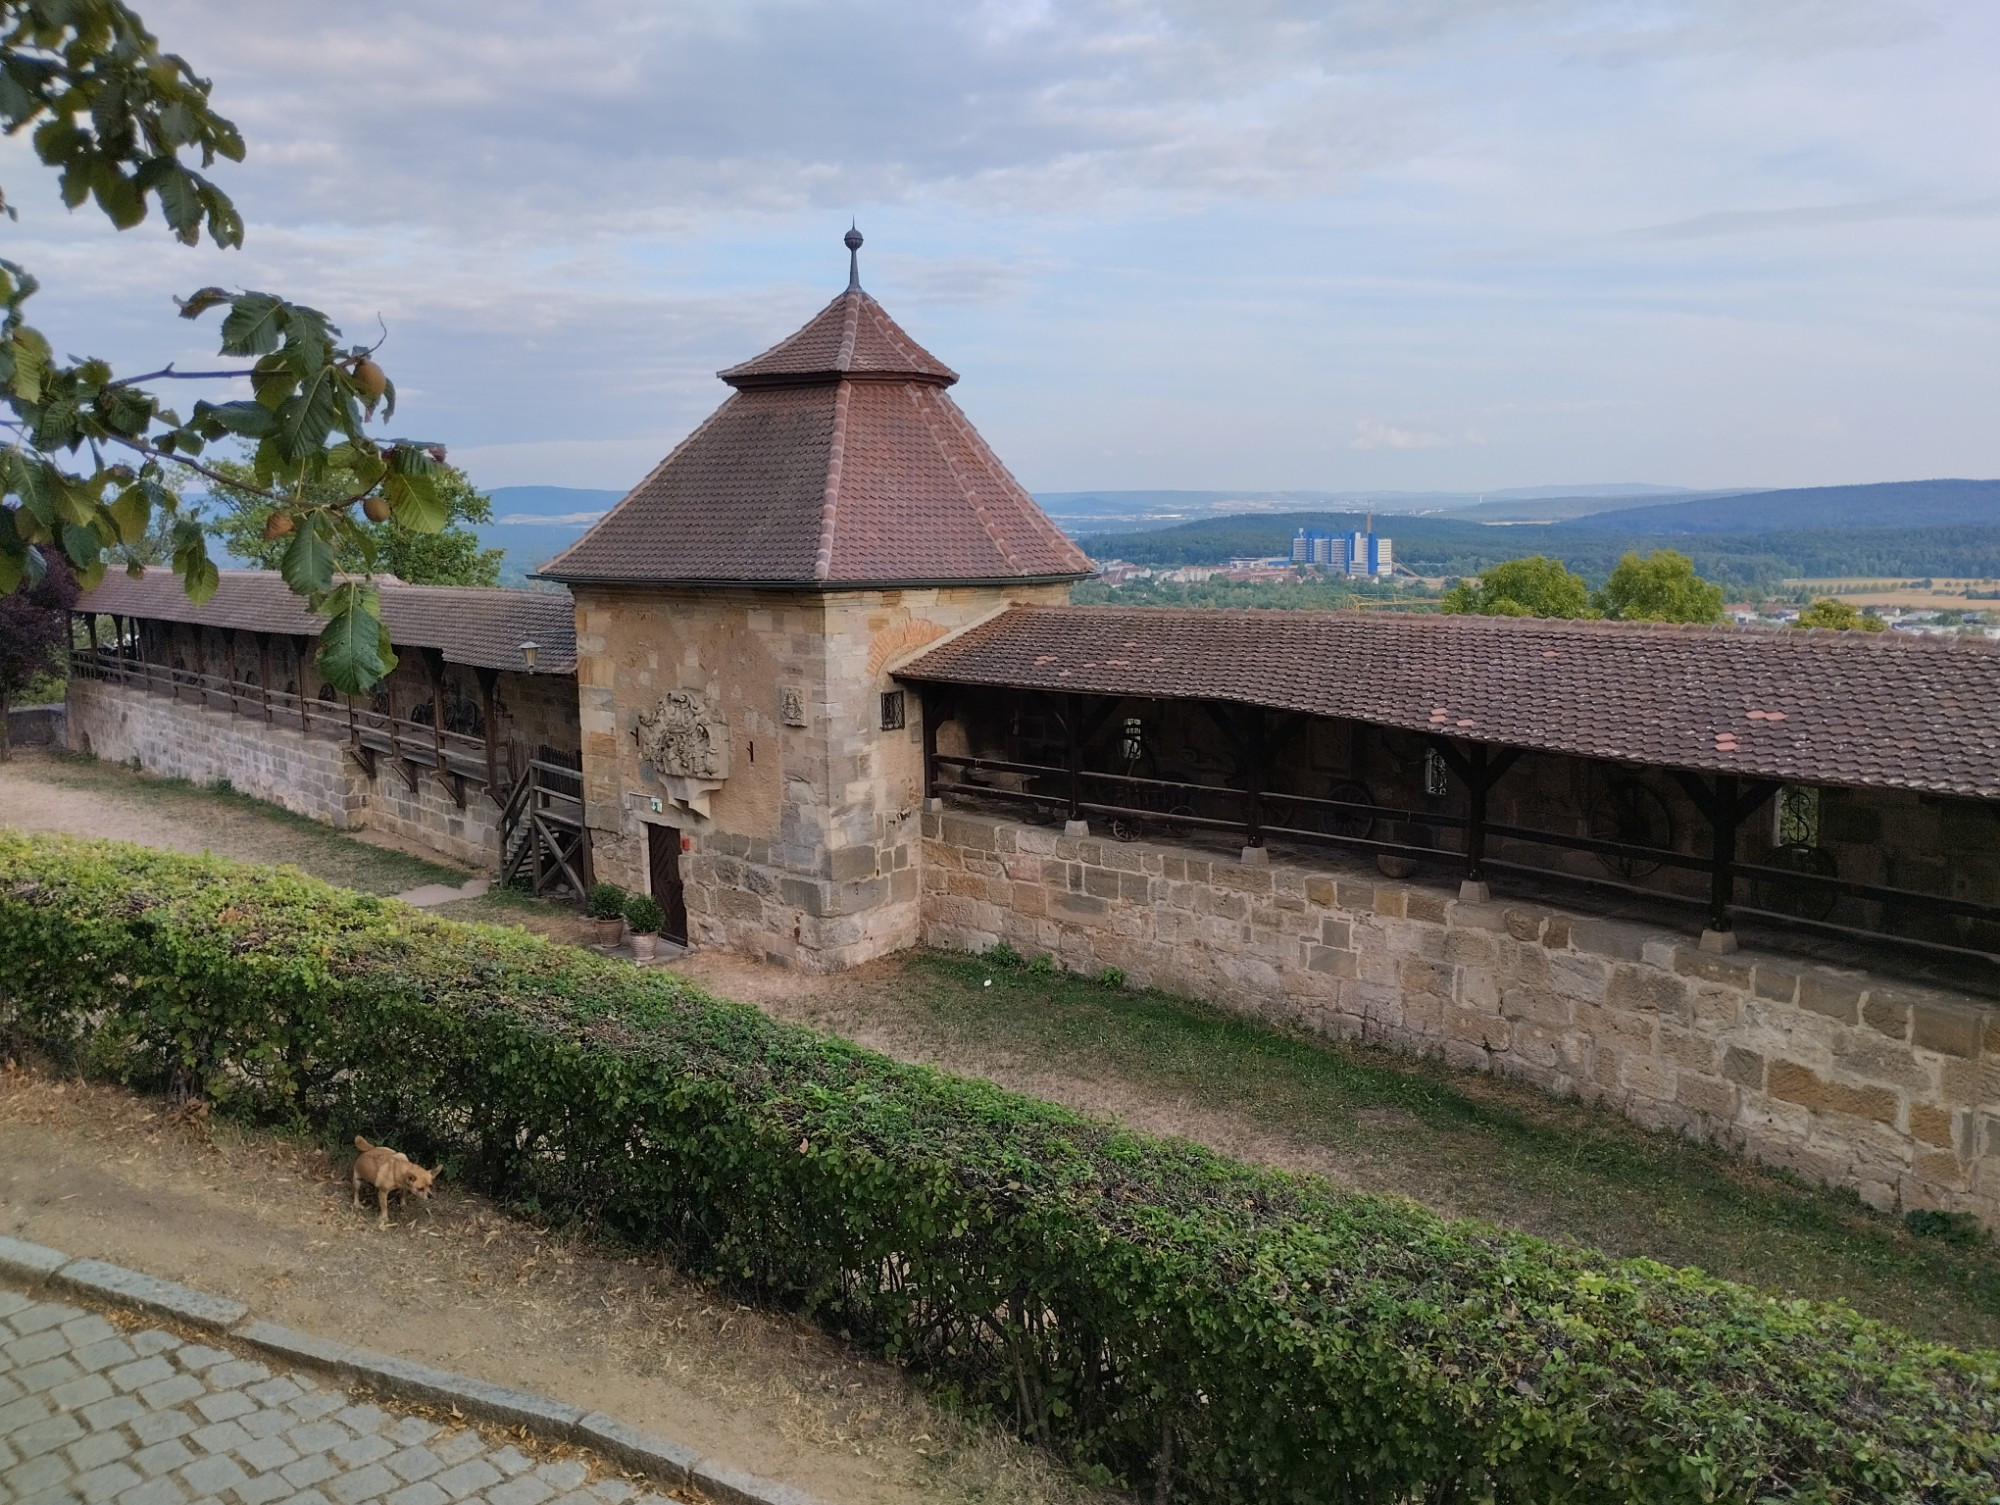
[1796,596,1889,632]
[0,0,446,692]
[207,456,502,587]
[1592,549,1725,623]
[0,546,75,757]
[1440,554,1593,618]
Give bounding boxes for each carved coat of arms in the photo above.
[636,690,730,782]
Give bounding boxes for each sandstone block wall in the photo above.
[574,582,1066,972]
[67,681,501,872]
[69,679,362,829]
[922,808,2000,1228]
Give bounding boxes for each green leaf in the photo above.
[107,484,152,546]
[280,513,336,595]
[219,292,285,356]
[177,285,231,319]
[381,467,446,533]
[197,398,280,438]
[154,163,202,244]
[179,548,220,606]
[60,519,102,568]
[273,366,339,461]
[315,583,393,694]
[8,326,51,402]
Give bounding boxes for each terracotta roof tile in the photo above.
[542,275,1091,588]
[79,570,577,674]
[898,606,2000,800]
[718,288,959,387]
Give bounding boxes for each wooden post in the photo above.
[293,635,313,733]
[1065,693,1084,823]
[921,685,944,800]
[424,648,447,771]
[257,634,273,723]
[1465,743,1489,884]
[1426,739,1521,900]
[1243,708,1266,850]
[475,665,501,792]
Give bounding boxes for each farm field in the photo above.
[1784,576,2000,610]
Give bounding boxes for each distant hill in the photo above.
[1080,508,2000,590]
[476,485,624,584]
[1570,479,2000,535]
[1033,484,1707,534]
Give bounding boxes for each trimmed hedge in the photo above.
[1,833,1995,1504]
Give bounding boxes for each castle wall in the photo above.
[67,678,365,830]
[574,581,1070,971]
[921,807,2000,1229]
[65,677,534,874]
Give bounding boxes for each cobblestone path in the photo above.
[0,1288,679,1505]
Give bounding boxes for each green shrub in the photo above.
[623,892,665,935]
[1908,1208,1992,1249]
[1093,966,1127,990]
[1027,951,1060,976]
[983,941,1022,969]
[583,881,627,920]
[1,832,1995,1504]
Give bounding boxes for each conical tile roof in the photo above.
[542,241,1092,589]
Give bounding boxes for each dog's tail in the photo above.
[354,1135,374,1152]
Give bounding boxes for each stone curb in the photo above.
[1,1235,826,1505]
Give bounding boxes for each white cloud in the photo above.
[0,0,1992,494]
[1351,419,1451,450]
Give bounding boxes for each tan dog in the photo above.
[350,1136,440,1228]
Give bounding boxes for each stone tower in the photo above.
[542,233,1093,972]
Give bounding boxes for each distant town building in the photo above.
[1292,522,1394,577]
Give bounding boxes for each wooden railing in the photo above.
[72,647,510,807]
[928,752,2000,966]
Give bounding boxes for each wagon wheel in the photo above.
[1748,842,1840,922]
[1163,802,1196,838]
[1106,813,1144,842]
[1318,779,1377,841]
[1588,778,1674,880]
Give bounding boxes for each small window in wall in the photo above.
[1776,784,1821,847]
[1120,716,1144,764]
[880,690,906,731]
[1422,746,1449,798]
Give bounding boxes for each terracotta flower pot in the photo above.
[589,917,624,947]
[630,933,659,961]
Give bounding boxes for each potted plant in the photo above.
[624,893,667,961]
[583,882,627,946]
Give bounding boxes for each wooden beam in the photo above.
[473,665,500,793]
[920,683,949,800]
[256,634,273,723]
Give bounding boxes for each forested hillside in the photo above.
[1081,511,2000,590]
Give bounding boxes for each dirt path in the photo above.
[0,1066,1099,1505]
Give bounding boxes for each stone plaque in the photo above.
[779,686,807,727]
[636,689,730,782]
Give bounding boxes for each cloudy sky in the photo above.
[3,0,1995,495]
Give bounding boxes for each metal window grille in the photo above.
[1120,716,1144,764]
[1423,747,1449,797]
[880,690,906,731]
[1776,784,1821,846]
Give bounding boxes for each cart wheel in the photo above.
[1107,814,1142,842]
[1321,780,1376,840]
[1588,778,1674,880]
[1749,842,1839,922]
[1164,803,1195,838]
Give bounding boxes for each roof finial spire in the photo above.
[844,222,863,292]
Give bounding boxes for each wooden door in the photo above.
[647,823,688,944]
